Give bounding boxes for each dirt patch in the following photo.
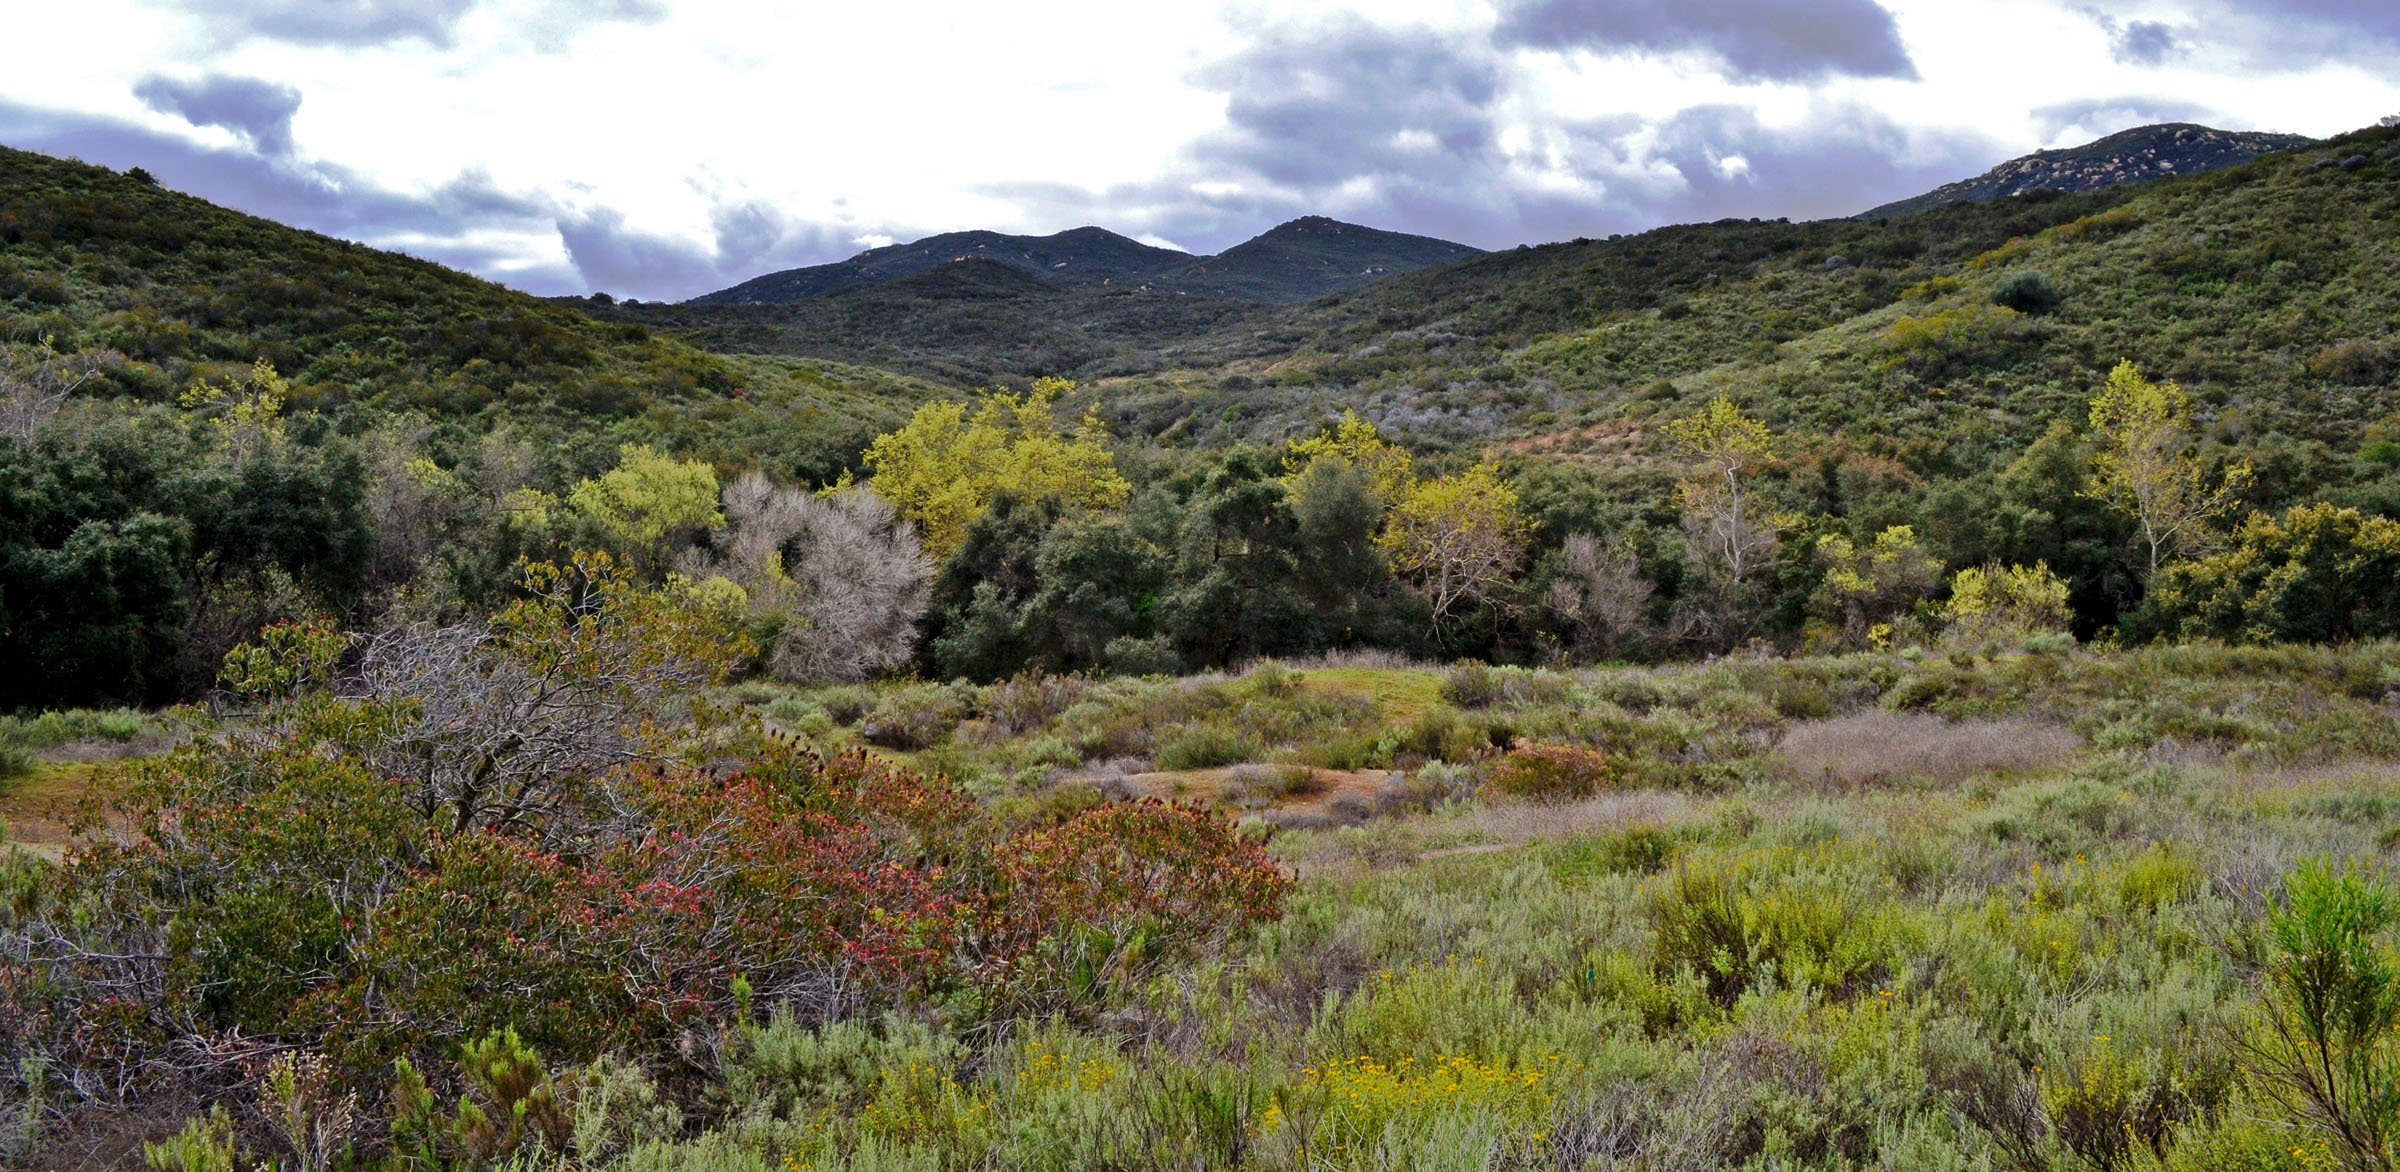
[1113,764,1399,824]
[1,760,114,856]
[1487,419,1647,464]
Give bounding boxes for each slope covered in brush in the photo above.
[0,146,737,418]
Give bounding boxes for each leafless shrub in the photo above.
[1779,711,2081,789]
[259,1050,359,1172]
[1918,1017,2047,1168]
[0,336,113,444]
[345,569,726,838]
[1283,648,1434,671]
[985,673,1094,737]
[697,473,930,683]
[1545,534,1654,660]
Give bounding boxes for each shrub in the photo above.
[1645,847,1907,1008]
[1440,661,1574,709]
[985,799,1291,1006]
[984,673,1092,737]
[2146,505,2400,645]
[1153,725,1259,771]
[1484,738,1611,799]
[2306,337,2391,385]
[1991,270,2060,314]
[860,683,973,749]
[1938,562,2073,648]
[1440,660,1500,707]
[2246,859,2400,1170]
[1973,778,2135,859]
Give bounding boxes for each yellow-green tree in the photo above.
[1377,463,1529,636]
[179,358,289,461]
[567,444,722,571]
[1815,525,1940,649]
[1283,409,1417,509]
[1665,396,1779,644]
[862,377,1128,559]
[1667,397,1776,591]
[2085,360,2253,581]
[1937,562,2073,647]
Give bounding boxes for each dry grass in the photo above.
[1443,789,1715,842]
[1778,711,2082,790]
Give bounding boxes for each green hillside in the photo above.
[1104,121,2395,461]
[0,145,736,418]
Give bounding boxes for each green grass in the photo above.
[1297,667,1448,723]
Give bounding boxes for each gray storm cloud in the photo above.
[1495,0,1917,81]
[134,74,304,157]
[177,0,664,48]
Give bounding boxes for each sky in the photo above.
[3,0,2394,302]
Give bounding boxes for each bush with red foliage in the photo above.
[981,798,1294,1006]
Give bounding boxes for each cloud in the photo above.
[556,202,888,301]
[4,91,876,301]
[2030,96,2233,142]
[1613,104,2002,223]
[1195,19,1502,190]
[1495,0,1915,82]
[134,74,303,156]
[1081,20,1981,249]
[2113,20,2182,63]
[2080,0,2399,67]
[174,0,663,49]
[179,0,476,47]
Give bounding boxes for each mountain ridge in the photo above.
[1863,121,2314,218]
[690,215,1483,307]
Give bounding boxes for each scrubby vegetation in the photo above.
[12,641,2400,1168]
[3,119,2399,1169]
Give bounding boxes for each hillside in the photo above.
[1049,122,2398,458]
[1862,122,2313,218]
[691,225,1193,304]
[1167,215,1485,300]
[0,144,738,419]
[690,215,1483,307]
[597,258,1273,386]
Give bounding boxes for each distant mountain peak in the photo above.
[1863,122,2314,219]
[690,216,1481,306]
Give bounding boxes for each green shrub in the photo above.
[1973,777,2135,859]
[142,1107,237,1172]
[1991,270,2060,314]
[1645,847,1910,1008]
[1153,725,1259,770]
[859,683,973,749]
[2247,859,2400,1169]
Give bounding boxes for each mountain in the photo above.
[690,216,1483,307]
[692,226,1192,304]
[1168,216,1485,301]
[1862,122,2314,218]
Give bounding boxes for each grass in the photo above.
[1298,667,1448,723]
